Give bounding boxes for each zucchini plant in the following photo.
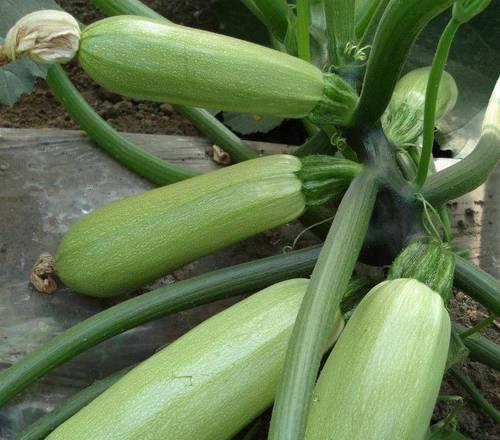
[0,0,499,439]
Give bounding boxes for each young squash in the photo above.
[47,279,344,440]
[77,15,357,125]
[55,154,360,297]
[305,278,451,440]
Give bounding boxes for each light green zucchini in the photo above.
[47,279,344,440]
[305,278,451,440]
[55,154,360,297]
[78,15,357,125]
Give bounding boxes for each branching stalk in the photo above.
[268,171,378,440]
[294,130,333,157]
[47,66,198,185]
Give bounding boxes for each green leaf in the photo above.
[223,112,283,135]
[0,0,61,106]
[408,2,499,156]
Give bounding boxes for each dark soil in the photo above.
[0,1,498,439]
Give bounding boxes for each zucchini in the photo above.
[47,279,344,440]
[55,154,360,297]
[78,15,358,125]
[305,278,451,440]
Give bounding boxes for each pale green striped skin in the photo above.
[47,279,344,440]
[79,15,325,118]
[55,155,305,297]
[306,278,451,440]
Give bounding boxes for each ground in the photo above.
[0,1,498,439]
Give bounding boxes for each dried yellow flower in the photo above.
[4,10,80,64]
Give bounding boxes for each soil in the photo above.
[0,1,498,439]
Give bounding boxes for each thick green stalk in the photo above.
[0,247,321,408]
[252,0,292,43]
[454,324,500,372]
[450,367,500,422]
[91,0,164,19]
[240,0,269,27]
[294,130,333,157]
[355,0,383,39]
[324,0,355,66]
[47,66,198,185]
[357,0,391,45]
[421,133,500,206]
[416,19,460,189]
[454,256,500,316]
[90,0,258,163]
[350,0,453,128]
[13,369,129,440]
[268,171,378,440]
[296,0,311,62]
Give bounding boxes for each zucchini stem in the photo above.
[47,66,199,185]
[268,171,378,440]
[295,0,311,62]
[294,130,333,157]
[453,324,500,372]
[350,0,453,128]
[0,246,322,408]
[459,314,497,339]
[454,256,500,316]
[421,132,500,206]
[450,367,500,422]
[415,19,460,189]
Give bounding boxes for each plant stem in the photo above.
[90,0,258,163]
[453,324,500,372]
[415,19,460,189]
[46,66,198,185]
[454,255,500,316]
[13,369,130,440]
[295,0,311,62]
[0,246,323,408]
[438,204,452,243]
[251,0,292,43]
[358,0,391,46]
[294,130,333,157]
[268,171,378,440]
[450,367,500,422]
[240,0,269,27]
[324,0,355,66]
[460,315,497,339]
[422,132,500,206]
[90,0,165,19]
[350,0,453,128]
